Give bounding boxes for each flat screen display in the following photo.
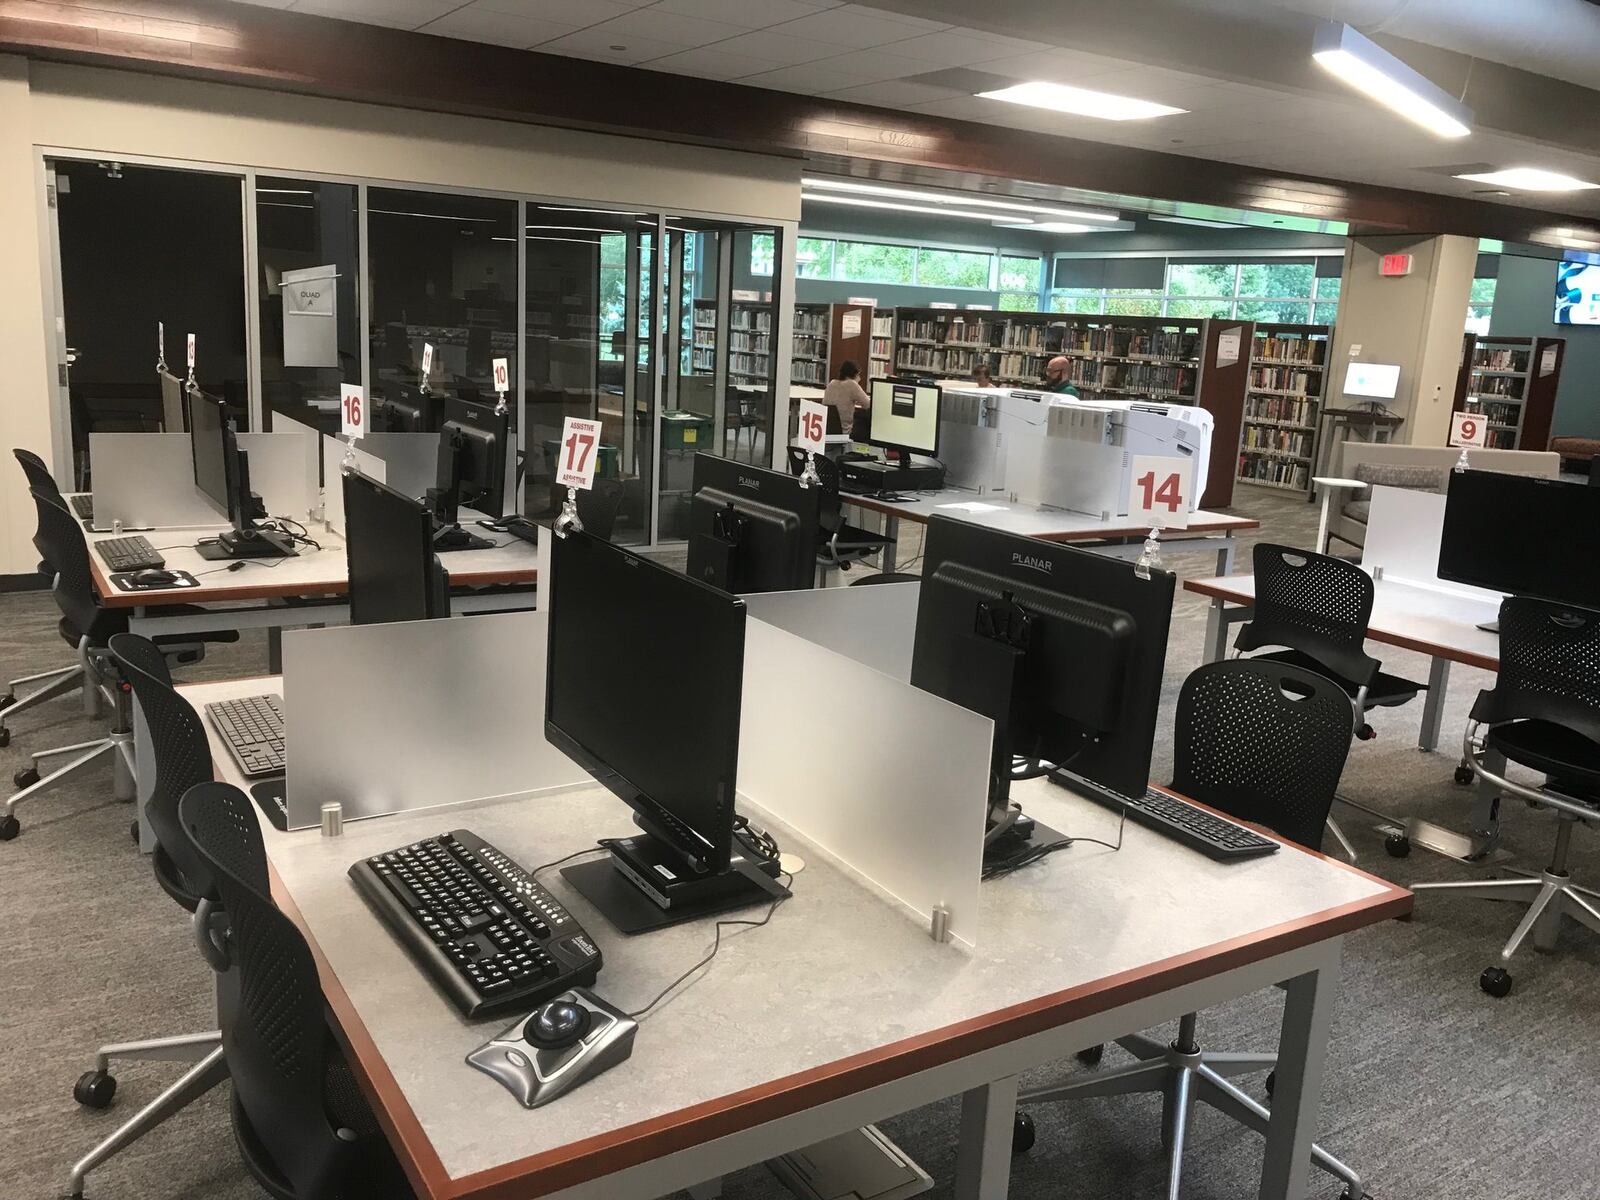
[1342,361,1400,400]
[868,379,940,454]
[188,391,232,518]
[1555,259,1600,325]
[1439,469,1600,609]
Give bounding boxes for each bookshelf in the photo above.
[690,300,716,376]
[869,310,894,379]
[1236,322,1333,494]
[728,299,773,385]
[887,307,1249,507]
[1451,333,1565,451]
[791,303,829,386]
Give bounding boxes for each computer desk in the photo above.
[840,490,1259,575]
[180,673,1408,1200]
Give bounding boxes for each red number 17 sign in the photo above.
[556,417,601,491]
[1128,455,1192,530]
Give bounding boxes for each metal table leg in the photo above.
[954,1075,1018,1200]
[1418,657,1450,752]
[1214,532,1236,577]
[880,513,900,574]
[1257,949,1338,1200]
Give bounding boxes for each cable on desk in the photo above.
[529,844,607,879]
[981,809,1126,882]
[263,514,321,552]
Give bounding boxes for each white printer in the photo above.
[939,386,1068,499]
[1037,399,1213,519]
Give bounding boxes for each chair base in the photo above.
[4,729,135,823]
[1017,1019,1366,1200]
[0,661,85,737]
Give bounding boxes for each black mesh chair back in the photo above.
[1473,597,1600,746]
[851,572,921,585]
[1235,543,1380,687]
[784,449,845,541]
[1170,659,1354,852]
[577,477,625,542]
[110,633,216,906]
[31,486,114,642]
[14,447,61,498]
[181,782,352,1199]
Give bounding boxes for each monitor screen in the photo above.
[868,379,940,455]
[1438,469,1600,608]
[189,391,232,519]
[1342,361,1400,400]
[343,470,446,624]
[1555,259,1600,325]
[546,530,747,873]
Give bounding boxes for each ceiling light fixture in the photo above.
[992,221,1103,234]
[1148,215,1249,229]
[1453,167,1599,192]
[975,80,1186,121]
[1311,21,1471,139]
[801,176,1119,222]
[257,187,312,196]
[525,225,629,233]
[541,206,649,216]
[369,208,501,223]
[802,193,1045,222]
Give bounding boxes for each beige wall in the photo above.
[0,57,802,575]
[1328,234,1477,448]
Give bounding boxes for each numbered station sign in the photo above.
[795,399,829,455]
[421,342,435,383]
[1128,455,1192,530]
[556,417,601,491]
[186,333,196,373]
[1450,411,1487,449]
[492,356,510,394]
[158,321,165,362]
[340,384,368,441]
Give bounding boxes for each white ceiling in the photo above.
[225,0,1600,225]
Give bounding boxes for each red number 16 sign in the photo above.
[1128,455,1192,530]
[557,417,601,491]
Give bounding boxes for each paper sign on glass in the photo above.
[796,400,829,453]
[186,333,196,372]
[340,384,367,440]
[492,357,510,393]
[421,342,435,382]
[841,311,862,338]
[1540,345,1558,377]
[1450,411,1487,448]
[1128,455,1192,530]
[1215,327,1241,368]
[556,417,601,491]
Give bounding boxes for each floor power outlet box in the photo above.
[765,1124,932,1200]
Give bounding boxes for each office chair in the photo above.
[181,782,415,1200]
[1413,596,1600,998]
[726,389,768,463]
[2,490,235,842]
[65,634,230,1198]
[1233,543,1426,861]
[1016,658,1369,1200]
[545,477,625,541]
[850,572,921,585]
[785,448,895,579]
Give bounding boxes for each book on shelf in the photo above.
[1240,425,1311,457]
[1248,365,1317,394]
[1253,334,1327,366]
[870,313,894,338]
[1237,454,1310,491]
[1244,394,1316,426]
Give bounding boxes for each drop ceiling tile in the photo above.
[228,0,296,8]
[880,28,1032,67]
[536,26,698,61]
[645,0,831,28]
[821,78,967,106]
[772,6,949,48]
[470,0,646,23]
[740,62,883,93]
[421,8,581,46]
[804,48,935,84]
[288,0,462,27]
[711,27,852,64]
[578,7,747,48]
[647,45,786,78]
[966,48,1129,83]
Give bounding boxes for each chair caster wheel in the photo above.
[1011,1111,1035,1154]
[1480,967,1513,998]
[130,819,140,845]
[1076,1044,1104,1066]
[14,766,40,789]
[0,693,14,711]
[1454,765,1475,785]
[0,814,17,841]
[1264,1070,1275,1097]
[74,1070,116,1109]
[1340,1188,1371,1200]
[1384,833,1411,858]
[1356,723,1376,741]
[0,726,9,748]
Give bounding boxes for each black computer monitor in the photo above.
[910,516,1174,860]
[343,470,450,624]
[686,454,817,593]
[1438,469,1600,608]
[428,397,509,551]
[188,392,296,560]
[373,382,440,433]
[546,529,784,930]
[868,378,941,462]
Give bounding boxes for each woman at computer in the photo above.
[823,360,871,435]
[971,359,997,388]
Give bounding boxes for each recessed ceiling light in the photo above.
[976,80,1186,121]
[801,177,1118,222]
[993,221,1102,234]
[609,44,627,51]
[1454,167,1599,192]
[1311,22,1471,139]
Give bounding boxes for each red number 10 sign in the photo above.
[1128,455,1192,530]
[557,417,601,491]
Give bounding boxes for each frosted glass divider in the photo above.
[1360,485,1500,601]
[238,431,320,525]
[320,437,388,537]
[742,583,919,682]
[738,617,990,947]
[356,431,440,498]
[89,431,316,529]
[282,609,586,829]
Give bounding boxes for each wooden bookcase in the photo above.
[868,309,894,379]
[1451,333,1565,451]
[790,303,829,386]
[1236,322,1333,495]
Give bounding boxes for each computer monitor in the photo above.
[546,529,785,930]
[373,382,440,433]
[910,516,1174,861]
[343,470,450,624]
[428,396,510,551]
[188,391,296,560]
[686,454,817,593]
[868,378,941,461]
[1341,361,1400,400]
[1438,469,1600,609]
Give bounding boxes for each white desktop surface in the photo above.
[180,676,1400,1192]
[843,488,1256,540]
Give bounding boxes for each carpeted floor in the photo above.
[3,483,1598,1200]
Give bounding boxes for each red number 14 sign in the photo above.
[1128,455,1192,530]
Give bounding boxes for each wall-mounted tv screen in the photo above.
[1555,259,1600,325]
[1342,361,1400,400]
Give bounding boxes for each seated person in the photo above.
[823,360,871,435]
[971,360,997,388]
[1044,356,1081,397]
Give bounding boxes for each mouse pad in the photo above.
[109,570,201,592]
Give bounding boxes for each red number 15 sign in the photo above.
[795,399,828,455]
[556,417,601,491]
[1128,455,1192,530]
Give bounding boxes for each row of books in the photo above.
[1249,365,1320,395]
[1060,326,1200,361]
[1000,322,1055,352]
[1466,399,1522,426]
[1468,375,1523,397]
[1253,335,1327,365]
[943,317,997,345]
[1472,347,1527,371]
[793,309,828,337]
[1245,394,1316,427]
[791,360,827,385]
[732,309,773,334]
[1238,455,1311,491]
[729,352,769,379]
[896,318,941,342]
[869,336,893,360]
[870,314,894,337]
[1066,360,1197,396]
[1240,426,1312,458]
[692,328,716,348]
[791,333,826,358]
[730,332,771,354]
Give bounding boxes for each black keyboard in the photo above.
[96,535,165,573]
[1071,780,1279,861]
[350,829,603,1018]
[205,694,285,777]
[70,495,93,521]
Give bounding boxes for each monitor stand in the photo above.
[561,832,787,935]
[432,522,495,552]
[195,525,298,560]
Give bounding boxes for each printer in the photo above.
[939,386,1069,499]
[1037,399,1213,519]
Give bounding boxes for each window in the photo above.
[916,248,993,289]
[834,240,916,285]
[1048,256,1338,324]
[999,254,1041,310]
[1467,275,1497,332]
[796,237,834,279]
[748,232,776,277]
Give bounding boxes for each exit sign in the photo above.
[1380,253,1414,277]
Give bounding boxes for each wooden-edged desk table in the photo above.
[840,490,1259,575]
[180,674,1408,1200]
